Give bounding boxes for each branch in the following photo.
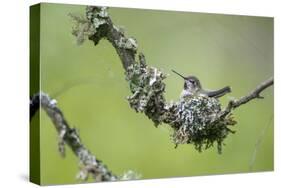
[249,115,273,171]
[71,6,166,125]
[39,92,117,181]
[71,6,274,153]
[70,7,137,70]
[220,77,273,118]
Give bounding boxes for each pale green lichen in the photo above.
[113,25,125,35]
[71,6,110,45]
[119,170,141,180]
[86,6,111,45]
[115,37,138,51]
[166,96,236,153]
[69,13,96,45]
[125,59,167,126]
[71,6,237,154]
[86,6,109,22]
[126,62,236,153]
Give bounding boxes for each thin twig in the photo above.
[232,77,273,108]
[249,114,273,171]
[51,79,96,99]
[220,77,273,118]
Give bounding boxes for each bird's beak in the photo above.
[172,69,186,79]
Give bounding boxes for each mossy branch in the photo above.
[40,92,118,181]
[30,92,141,181]
[220,77,274,118]
[70,6,137,70]
[71,6,273,153]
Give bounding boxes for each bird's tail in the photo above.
[206,86,231,98]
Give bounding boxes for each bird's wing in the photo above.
[204,86,231,98]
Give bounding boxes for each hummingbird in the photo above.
[172,69,231,99]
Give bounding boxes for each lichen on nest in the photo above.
[165,96,236,153]
[71,6,237,154]
[125,61,236,153]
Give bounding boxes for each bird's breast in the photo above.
[180,90,193,98]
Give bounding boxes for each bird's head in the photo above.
[184,76,202,91]
[172,70,202,91]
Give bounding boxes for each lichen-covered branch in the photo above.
[40,92,117,182]
[71,6,273,153]
[220,77,273,118]
[30,92,140,181]
[70,6,137,70]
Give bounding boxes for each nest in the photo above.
[126,61,236,153]
[165,96,236,153]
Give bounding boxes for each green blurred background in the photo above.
[38,3,273,185]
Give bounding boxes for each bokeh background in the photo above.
[37,3,273,185]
